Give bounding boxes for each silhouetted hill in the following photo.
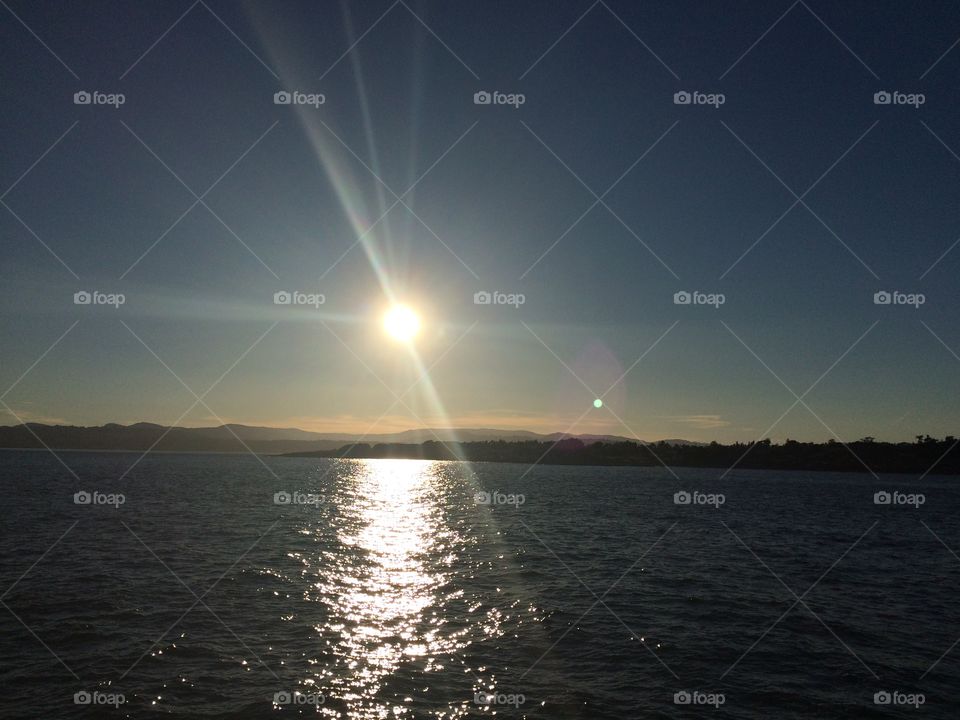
[281,436,960,475]
[0,423,687,454]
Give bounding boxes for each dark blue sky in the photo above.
[2,0,959,441]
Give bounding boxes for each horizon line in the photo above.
[0,419,953,446]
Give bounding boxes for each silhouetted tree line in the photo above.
[288,435,960,475]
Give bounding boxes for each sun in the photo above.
[383,304,421,342]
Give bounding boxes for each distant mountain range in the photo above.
[0,422,701,454]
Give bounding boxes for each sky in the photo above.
[1,0,960,443]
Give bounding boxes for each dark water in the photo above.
[1,450,959,718]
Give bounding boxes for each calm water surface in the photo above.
[1,450,959,718]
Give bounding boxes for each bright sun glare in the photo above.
[383,304,420,342]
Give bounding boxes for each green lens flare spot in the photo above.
[593,398,603,409]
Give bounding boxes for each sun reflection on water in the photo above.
[304,459,486,718]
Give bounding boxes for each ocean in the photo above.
[0,450,958,718]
